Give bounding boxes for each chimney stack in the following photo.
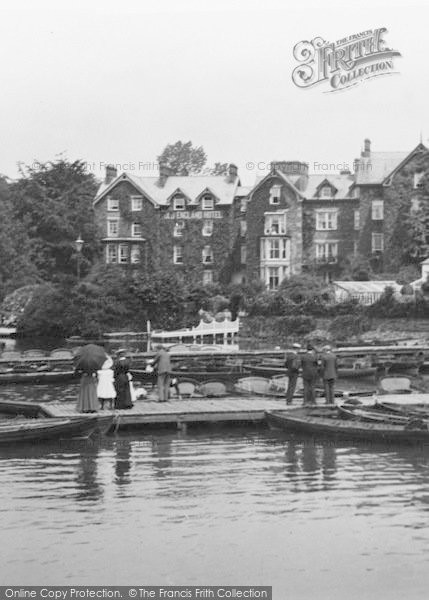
[361,138,371,157]
[105,164,118,184]
[158,163,173,187]
[229,163,238,178]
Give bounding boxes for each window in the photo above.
[240,220,247,236]
[372,233,384,252]
[118,244,129,264]
[320,186,332,198]
[107,219,119,237]
[130,245,141,264]
[269,184,281,205]
[203,270,213,285]
[173,246,183,264]
[202,195,214,211]
[174,221,185,237]
[202,220,213,237]
[131,223,142,237]
[260,238,289,261]
[353,241,358,256]
[316,210,338,230]
[202,245,213,264]
[240,198,247,213]
[268,267,280,290]
[354,209,360,230]
[371,200,384,220]
[264,213,287,235]
[316,242,338,263]
[131,196,143,211]
[173,195,186,211]
[414,172,424,189]
[241,245,247,264]
[107,196,119,211]
[411,195,420,213]
[106,244,117,264]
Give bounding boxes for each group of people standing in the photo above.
[285,343,337,405]
[76,350,134,413]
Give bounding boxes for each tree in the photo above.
[340,252,373,281]
[11,159,100,283]
[157,141,207,175]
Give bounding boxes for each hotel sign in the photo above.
[164,211,222,220]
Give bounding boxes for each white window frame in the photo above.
[130,196,143,211]
[107,219,119,237]
[202,245,213,264]
[130,245,141,264]
[240,220,247,236]
[106,244,118,264]
[354,209,360,230]
[269,184,281,205]
[268,266,280,290]
[107,196,119,212]
[202,195,214,211]
[173,221,185,237]
[118,244,129,264]
[173,245,183,264]
[316,242,338,263]
[414,172,424,189]
[202,220,213,237]
[372,233,384,252]
[371,200,384,220]
[264,212,287,235]
[131,222,142,238]
[320,186,332,198]
[203,270,213,285]
[173,196,186,211]
[315,210,338,231]
[241,245,247,264]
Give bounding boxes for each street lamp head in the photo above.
[75,235,84,253]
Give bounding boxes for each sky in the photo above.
[0,0,428,186]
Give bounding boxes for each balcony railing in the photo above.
[316,256,338,264]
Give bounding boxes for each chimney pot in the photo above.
[228,163,238,178]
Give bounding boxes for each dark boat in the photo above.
[246,363,377,379]
[0,416,101,445]
[337,403,421,425]
[265,407,429,443]
[0,369,78,385]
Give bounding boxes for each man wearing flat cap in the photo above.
[285,343,302,404]
[320,345,337,404]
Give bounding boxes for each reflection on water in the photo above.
[1,428,429,598]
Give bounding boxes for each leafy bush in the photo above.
[328,314,372,341]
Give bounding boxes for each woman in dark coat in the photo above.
[113,352,133,410]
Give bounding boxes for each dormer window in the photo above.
[320,186,332,198]
[269,185,281,205]
[107,196,119,211]
[173,195,186,211]
[414,172,424,189]
[202,195,214,211]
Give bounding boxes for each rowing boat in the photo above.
[0,416,101,444]
[265,407,429,443]
[0,370,78,385]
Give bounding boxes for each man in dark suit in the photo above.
[301,343,319,405]
[285,343,301,404]
[320,345,337,404]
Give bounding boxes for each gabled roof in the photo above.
[354,144,428,185]
[248,167,306,200]
[94,173,240,207]
[304,174,354,199]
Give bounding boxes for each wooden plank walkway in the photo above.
[42,396,287,428]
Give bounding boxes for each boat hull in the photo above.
[247,364,377,379]
[266,409,429,443]
[0,371,78,385]
[0,416,100,445]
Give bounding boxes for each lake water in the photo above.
[1,379,429,597]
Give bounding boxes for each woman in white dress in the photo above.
[97,357,116,410]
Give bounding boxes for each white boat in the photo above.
[0,327,17,337]
[150,314,239,353]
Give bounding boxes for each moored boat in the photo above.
[0,416,102,445]
[265,407,429,443]
[0,369,78,385]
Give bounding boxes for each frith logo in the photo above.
[292,28,401,92]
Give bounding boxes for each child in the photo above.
[97,356,116,410]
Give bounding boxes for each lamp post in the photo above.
[75,235,84,282]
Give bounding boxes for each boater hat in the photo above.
[292,343,302,349]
